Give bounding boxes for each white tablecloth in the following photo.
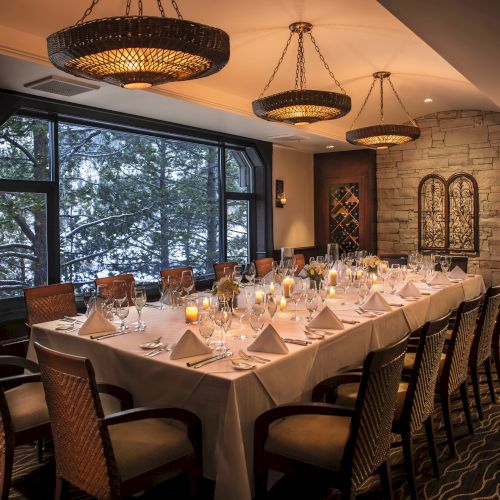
[29,275,485,500]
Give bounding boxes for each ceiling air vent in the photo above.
[24,76,99,96]
[267,134,305,143]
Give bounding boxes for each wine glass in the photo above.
[82,286,95,316]
[168,276,181,307]
[249,312,265,338]
[132,286,147,332]
[305,290,320,320]
[115,299,129,332]
[232,265,243,285]
[386,271,398,295]
[112,280,128,306]
[266,293,278,323]
[317,280,327,304]
[158,277,169,309]
[290,279,304,321]
[181,270,195,296]
[245,262,256,285]
[214,304,232,352]
[441,255,452,274]
[198,310,215,344]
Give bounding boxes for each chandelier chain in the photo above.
[170,0,183,19]
[380,75,384,123]
[387,76,418,126]
[295,31,307,90]
[138,0,143,16]
[259,32,294,98]
[348,78,376,130]
[77,0,100,24]
[126,0,131,15]
[308,32,346,94]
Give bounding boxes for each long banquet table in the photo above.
[29,275,485,500]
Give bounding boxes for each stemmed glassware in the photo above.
[249,311,265,338]
[214,303,232,352]
[290,279,304,321]
[245,262,256,285]
[266,293,278,323]
[82,286,95,316]
[181,270,195,296]
[386,270,399,294]
[305,290,321,320]
[232,265,243,285]
[337,268,351,294]
[115,299,129,332]
[132,286,147,332]
[441,255,452,274]
[158,277,169,309]
[96,284,113,320]
[168,276,182,307]
[198,310,215,344]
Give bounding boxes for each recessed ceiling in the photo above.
[0,0,497,153]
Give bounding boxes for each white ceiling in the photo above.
[0,0,498,152]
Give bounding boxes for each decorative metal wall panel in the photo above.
[329,183,359,254]
[420,176,446,249]
[448,175,476,251]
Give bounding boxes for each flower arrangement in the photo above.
[304,261,327,283]
[362,255,380,272]
[212,277,240,300]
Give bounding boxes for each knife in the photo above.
[283,338,312,346]
[190,354,228,369]
[91,331,128,340]
[186,354,221,367]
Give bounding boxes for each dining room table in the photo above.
[28,273,485,500]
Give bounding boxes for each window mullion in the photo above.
[219,142,227,262]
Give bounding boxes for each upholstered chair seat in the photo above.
[5,382,49,433]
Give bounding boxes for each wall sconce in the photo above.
[276,179,286,208]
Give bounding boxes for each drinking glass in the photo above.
[214,304,232,352]
[316,256,325,264]
[82,286,95,316]
[158,277,169,309]
[115,299,129,332]
[232,265,243,284]
[245,262,256,285]
[338,268,351,294]
[290,279,304,321]
[305,291,320,320]
[317,280,328,304]
[133,286,147,332]
[249,312,265,338]
[358,282,370,304]
[266,293,278,323]
[181,270,195,296]
[441,255,452,273]
[386,271,398,294]
[198,311,215,344]
[168,276,182,307]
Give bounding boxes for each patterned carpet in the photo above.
[9,375,500,499]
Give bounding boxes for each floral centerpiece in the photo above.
[362,255,380,273]
[212,277,240,309]
[304,261,327,288]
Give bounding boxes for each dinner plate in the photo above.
[140,340,163,350]
[232,361,256,370]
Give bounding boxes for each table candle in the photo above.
[329,286,336,298]
[269,282,275,294]
[328,269,337,286]
[255,291,265,304]
[279,297,287,311]
[283,277,294,298]
[202,297,209,310]
[356,270,363,279]
[185,305,199,323]
[371,273,378,283]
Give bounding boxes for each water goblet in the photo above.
[441,255,452,274]
[249,312,265,339]
[266,293,278,323]
[115,299,129,332]
[198,311,215,345]
[132,286,147,332]
[290,279,304,321]
[245,262,256,285]
[305,291,320,320]
[82,286,95,316]
[181,270,195,296]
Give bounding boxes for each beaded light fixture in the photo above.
[47,0,230,89]
[252,22,351,125]
[346,71,420,148]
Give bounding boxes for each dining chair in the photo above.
[435,296,481,456]
[0,355,52,499]
[294,253,305,275]
[468,285,500,419]
[254,257,274,279]
[213,261,237,280]
[313,316,449,500]
[23,283,78,327]
[34,342,202,499]
[95,274,135,302]
[160,267,196,293]
[254,335,409,500]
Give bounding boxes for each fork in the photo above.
[239,350,270,363]
[145,344,168,357]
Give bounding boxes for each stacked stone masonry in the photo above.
[377,110,500,286]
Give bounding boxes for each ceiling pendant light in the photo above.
[252,22,351,125]
[47,0,230,89]
[346,71,420,148]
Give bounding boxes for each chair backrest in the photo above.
[34,342,121,498]
[402,314,450,435]
[160,267,196,292]
[470,285,500,367]
[24,283,77,326]
[213,262,238,281]
[254,258,273,279]
[343,334,409,490]
[294,254,305,275]
[439,295,481,396]
[95,274,135,303]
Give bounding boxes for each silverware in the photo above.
[187,354,221,367]
[191,353,230,369]
[340,319,361,325]
[144,303,161,309]
[145,345,169,357]
[91,331,128,340]
[283,337,312,346]
[239,351,270,363]
[62,316,84,324]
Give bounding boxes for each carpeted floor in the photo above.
[9,374,500,499]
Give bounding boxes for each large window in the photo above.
[0,109,265,299]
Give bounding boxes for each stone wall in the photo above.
[377,110,500,286]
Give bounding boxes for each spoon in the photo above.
[140,336,163,349]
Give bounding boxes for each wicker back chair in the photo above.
[254,335,408,499]
[294,253,305,275]
[213,261,238,281]
[254,258,273,279]
[160,267,196,294]
[493,311,500,389]
[437,296,481,456]
[469,285,500,419]
[34,342,202,499]
[23,283,77,327]
[0,356,51,499]
[94,274,135,303]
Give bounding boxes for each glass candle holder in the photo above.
[282,277,294,298]
[185,299,199,324]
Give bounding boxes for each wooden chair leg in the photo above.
[187,462,201,499]
[54,477,69,500]
[424,415,440,479]
[253,463,269,499]
[0,447,14,500]
[470,365,483,420]
[484,358,497,404]
[401,432,417,500]
[377,459,394,500]
[440,395,456,457]
[460,382,474,436]
[493,336,500,385]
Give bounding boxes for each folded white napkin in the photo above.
[248,324,289,354]
[362,291,392,312]
[170,329,212,360]
[448,266,467,280]
[398,281,422,298]
[428,272,452,286]
[78,310,117,336]
[307,305,344,330]
[170,330,212,359]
